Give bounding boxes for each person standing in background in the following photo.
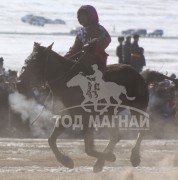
[123,36,131,64]
[130,35,146,72]
[0,57,5,75]
[130,34,141,72]
[138,47,146,72]
[116,36,124,64]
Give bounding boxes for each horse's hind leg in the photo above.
[130,111,146,167]
[130,130,144,167]
[48,124,74,169]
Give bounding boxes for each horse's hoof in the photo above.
[93,159,105,173]
[105,152,116,162]
[130,148,141,167]
[57,155,74,169]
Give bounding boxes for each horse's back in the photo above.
[105,64,149,109]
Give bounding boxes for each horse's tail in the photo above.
[125,94,136,101]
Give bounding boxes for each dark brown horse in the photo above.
[141,69,178,87]
[17,42,149,172]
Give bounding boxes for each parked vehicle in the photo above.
[121,28,147,37]
[121,29,135,36]
[148,29,163,37]
[134,29,147,37]
[21,14,66,26]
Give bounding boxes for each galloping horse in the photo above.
[17,42,149,172]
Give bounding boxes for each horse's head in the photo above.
[17,42,98,97]
[17,42,54,94]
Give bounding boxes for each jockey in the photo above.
[86,64,105,97]
[64,5,111,73]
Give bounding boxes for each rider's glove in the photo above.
[82,38,99,52]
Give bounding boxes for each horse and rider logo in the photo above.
[67,64,136,115]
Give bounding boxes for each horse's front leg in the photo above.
[84,127,115,173]
[103,127,120,159]
[93,127,119,172]
[130,130,144,167]
[48,120,74,169]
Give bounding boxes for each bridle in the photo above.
[31,48,88,125]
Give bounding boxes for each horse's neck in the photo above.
[47,56,88,91]
[46,55,73,81]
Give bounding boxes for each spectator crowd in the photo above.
[116,34,146,72]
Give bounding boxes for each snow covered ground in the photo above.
[0,138,178,179]
[0,0,178,76]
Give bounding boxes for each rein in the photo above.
[44,49,86,85]
[31,49,86,125]
[30,88,53,125]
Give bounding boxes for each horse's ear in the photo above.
[33,42,40,50]
[47,42,54,50]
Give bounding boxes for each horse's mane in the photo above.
[24,42,77,71]
[21,43,95,87]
